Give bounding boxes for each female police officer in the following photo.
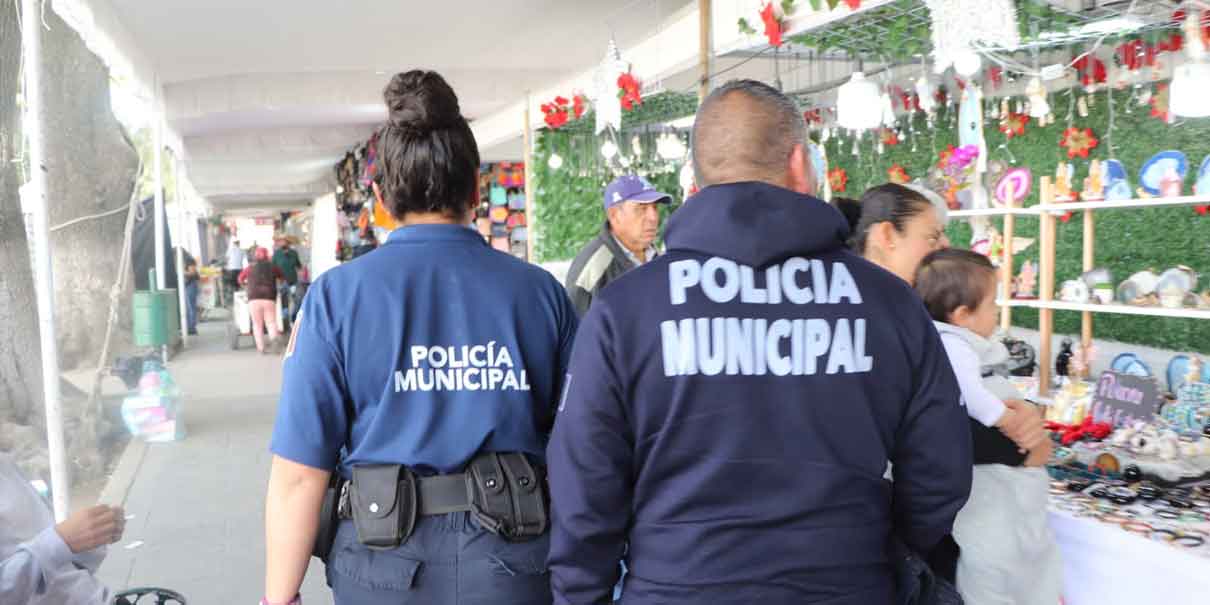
[263,70,578,605]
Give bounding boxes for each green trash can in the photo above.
[133,270,182,347]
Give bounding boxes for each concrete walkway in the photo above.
[96,316,333,604]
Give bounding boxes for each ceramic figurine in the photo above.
[1053,162,1076,202]
[1056,338,1075,379]
[1160,166,1184,198]
[1081,159,1105,201]
[1014,260,1038,299]
[1059,279,1090,303]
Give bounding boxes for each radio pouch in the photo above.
[350,464,417,550]
[466,452,548,542]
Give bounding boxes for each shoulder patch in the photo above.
[575,245,615,293]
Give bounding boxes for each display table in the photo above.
[1050,508,1210,604]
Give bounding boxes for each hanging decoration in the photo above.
[760,2,785,47]
[923,0,1019,75]
[1150,83,1170,122]
[541,96,572,129]
[888,164,910,184]
[999,112,1028,139]
[837,72,883,130]
[828,167,849,193]
[1073,55,1108,90]
[881,129,900,146]
[593,39,629,134]
[915,75,937,114]
[573,94,587,119]
[804,109,824,126]
[986,66,1003,90]
[1060,128,1099,159]
[618,71,644,112]
[938,144,980,209]
[1025,77,1051,120]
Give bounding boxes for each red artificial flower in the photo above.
[554,96,569,106]
[1151,83,1170,122]
[1059,211,1075,223]
[759,2,783,48]
[887,164,909,184]
[617,72,643,111]
[937,145,956,169]
[987,67,1003,89]
[1197,205,1210,216]
[881,129,900,146]
[1116,39,1145,72]
[844,0,862,9]
[803,109,822,125]
[999,113,1028,139]
[1074,56,1107,87]
[573,94,586,119]
[1060,127,1099,159]
[828,167,848,193]
[541,96,573,129]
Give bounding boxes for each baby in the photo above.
[915,249,1062,605]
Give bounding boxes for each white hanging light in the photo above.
[547,153,563,170]
[837,72,882,131]
[916,75,937,113]
[631,135,643,157]
[600,139,618,160]
[1172,9,1210,118]
[880,91,897,127]
[953,48,983,78]
[1171,62,1210,118]
[1025,77,1050,119]
[656,132,687,161]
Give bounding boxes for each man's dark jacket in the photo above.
[547,182,973,605]
[564,222,642,317]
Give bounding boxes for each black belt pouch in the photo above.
[466,453,549,542]
[350,464,418,549]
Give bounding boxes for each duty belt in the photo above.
[337,473,471,519]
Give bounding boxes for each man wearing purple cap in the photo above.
[563,175,672,316]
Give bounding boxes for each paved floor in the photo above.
[97,316,334,604]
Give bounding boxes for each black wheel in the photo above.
[112,587,186,605]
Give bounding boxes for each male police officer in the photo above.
[564,175,672,317]
[547,80,972,604]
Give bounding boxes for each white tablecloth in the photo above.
[1050,509,1210,605]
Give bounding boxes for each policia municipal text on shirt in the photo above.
[262,70,577,605]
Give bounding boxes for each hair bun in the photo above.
[384,70,463,134]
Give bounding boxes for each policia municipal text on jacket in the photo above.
[263,70,577,605]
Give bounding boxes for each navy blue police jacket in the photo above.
[547,182,972,605]
[270,224,578,477]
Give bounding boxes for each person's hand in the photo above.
[55,505,125,554]
[1023,437,1054,467]
[998,400,1048,452]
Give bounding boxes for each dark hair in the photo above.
[850,183,934,254]
[691,79,807,187]
[915,248,997,323]
[377,70,480,220]
[831,197,861,233]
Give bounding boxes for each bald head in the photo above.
[691,79,810,191]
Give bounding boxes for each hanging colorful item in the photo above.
[828,167,849,192]
[936,144,956,169]
[986,66,1003,89]
[760,2,784,47]
[939,144,980,209]
[887,164,910,184]
[573,94,587,119]
[1059,127,1099,159]
[593,39,628,134]
[999,112,1028,139]
[1073,55,1107,89]
[803,109,823,126]
[1150,83,1171,122]
[924,0,1020,75]
[880,129,900,146]
[617,71,643,111]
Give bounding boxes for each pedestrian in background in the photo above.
[238,247,284,354]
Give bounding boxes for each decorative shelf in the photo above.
[996,298,1039,308]
[1030,300,1210,320]
[1034,195,1210,212]
[948,207,1041,217]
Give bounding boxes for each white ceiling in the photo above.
[107,0,694,211]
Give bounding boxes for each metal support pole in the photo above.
[22,0,70,521]
[174,159,189,347]
[523,94,535,263]
[153,114,166,290]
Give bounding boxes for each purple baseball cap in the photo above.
[603,175,672,211]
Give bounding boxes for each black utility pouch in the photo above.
[350,464,418,550]
[466,453,549,542]
[312,475,344,561]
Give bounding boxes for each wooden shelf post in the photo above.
[1038,177,1056,396]
[1081,208,1095,378]
[1000,180,1016,332]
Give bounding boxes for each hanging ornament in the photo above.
[656,132,687,161]
[1025,77,1050,120]
[1077,96,1089,118]
[1074,55,1108,92]
[937,144,957,169]
[573,94,587,119]
[601,139,618,160]
[877,141,885,154]
[924,0,1020,75]
[592,39,629,134]
[880,128,900,146]
[986,66,1004,90]
[915,75,938,113]
[999,112,1028,139]
[1151,82,1171,122]
[547,153,563,170]
[1060,127,1099,159]
[888,164,910,184]
[631,135,643,157]
[759,1,785,48]
[828,167,849,192]
[541,96,572,129]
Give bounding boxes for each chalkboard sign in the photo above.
[1091,370,1162,427]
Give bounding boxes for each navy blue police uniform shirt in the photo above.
[547,182,973,605]
[270,224,578,476]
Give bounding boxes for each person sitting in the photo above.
[0,454,125,604]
